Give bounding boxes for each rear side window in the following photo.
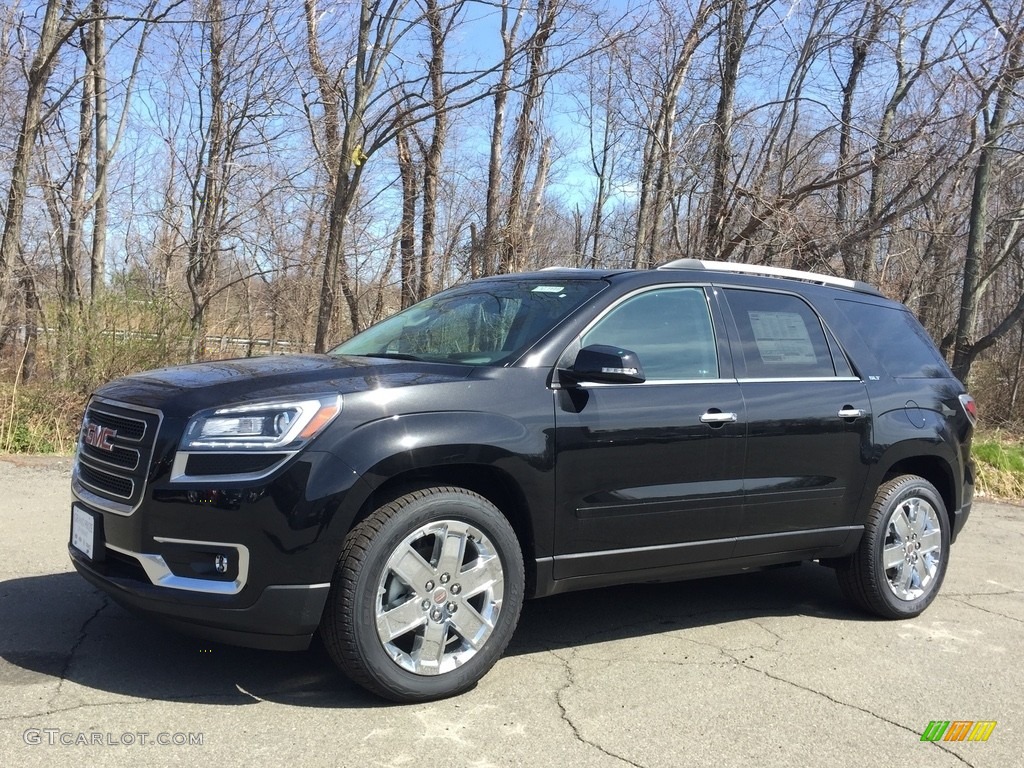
[837,299,951,379]
[725,289,836,378]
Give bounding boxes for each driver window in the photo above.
[582,288,718,380]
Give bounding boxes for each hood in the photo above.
[92,354,474,413]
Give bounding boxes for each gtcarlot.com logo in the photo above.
[921,721,997,742]
[23,729,203,747]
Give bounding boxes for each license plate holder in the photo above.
[71,505,98,560]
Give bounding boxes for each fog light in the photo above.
[214,554,229,574]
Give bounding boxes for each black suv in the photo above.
[69,260,976,701]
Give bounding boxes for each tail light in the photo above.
[958,394,978,426]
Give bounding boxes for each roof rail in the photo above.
[657,258,882,296]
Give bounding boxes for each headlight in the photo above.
[180,396,342,451]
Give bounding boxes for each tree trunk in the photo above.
[419,0,457,300]
[523,135,552,264]
[588,65,615,268]
[18,253,41,384]
[0,0,64,318]
[632,0,720,268]
[313,0,410,349]
[950,29,1022,381]
[704,0,748,262]
[396,128,419,308]
[481,0,523,277]
[836,2,880,277]
[500,0,560,274]
[186,0,228,361]
[90,1,109,301]
[62,24,96,332]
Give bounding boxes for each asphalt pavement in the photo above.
[0,455,1020,767]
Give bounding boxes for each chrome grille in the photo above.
[78,462,134,499]
[81,409,147,441]
[74,399,162,514]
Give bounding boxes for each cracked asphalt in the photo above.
[1,456,1021,767]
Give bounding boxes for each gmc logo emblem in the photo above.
[83,422,117,452]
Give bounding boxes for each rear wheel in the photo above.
[837,474,949,619]
[320,486,524,702]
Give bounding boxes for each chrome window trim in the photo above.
[567,378,736,388]
[737,377,862,384]
[560,376,862,389]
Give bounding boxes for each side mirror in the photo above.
[564,344,646,385]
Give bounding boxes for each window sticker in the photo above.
[531,285,565,293]
[748,311,817,364]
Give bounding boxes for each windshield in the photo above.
[331,279,606,366]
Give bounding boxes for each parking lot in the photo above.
[1,455,1020,767]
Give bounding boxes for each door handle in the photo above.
[700,411,737,424]
[837,408,868,419]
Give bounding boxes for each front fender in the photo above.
[316,408,553,545]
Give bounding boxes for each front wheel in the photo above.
[320,487,524,702]
[836,474,950,619]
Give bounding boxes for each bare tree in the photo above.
[0,0,65,325]
[579,47,626,268]
[308,0,414,349]
[396,124,419,308]
[177,0,289,359]
[948,0,1024,380]
[417,0,464,299]
[834,0,884,275]
[478,0,526,278]
[497,0,561,273]
[854,0,959,282]
[628,0,723,268]
[704,0,767,261]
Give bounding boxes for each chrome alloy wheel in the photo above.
[882,495,943,601]
[375,519,505,675]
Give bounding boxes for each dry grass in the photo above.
[1,382,85,454]
[973,431,1024,502]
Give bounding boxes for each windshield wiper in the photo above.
[358,352,424,362]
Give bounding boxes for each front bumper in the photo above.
[70,544,329,651]
[66,439,368,650]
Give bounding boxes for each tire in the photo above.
[320,486,524,702]
[836,474,950,619]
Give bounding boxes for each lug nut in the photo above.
[446,602,457,612]
[425,580,434,591]
[430,608,443,621]
[450,584,461,595]
[440,573,450,584]
[421,600,430,611]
